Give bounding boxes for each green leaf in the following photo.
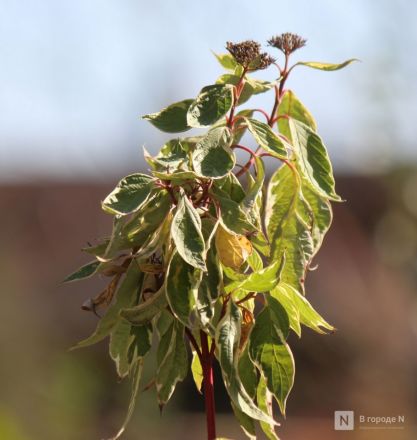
[142,99,193,133]
[63,260,100,283]
[241,164,270,259]
[108,358,143,440]
[171,193,207,270]
[201,216,220,247]
[265,164,298,234]
[215,173,246,203]
[146,139,189,171]
[266,296,290,339]
[295,58,359,71]
[101,216,127,260]
[211,188,257,235]
[246,77,276,95]
[300,184,332,252]
[257,373,280,440]
[278,94,332,253]
[278,90,317,139]
[289,119,340,201]
[265,164,314,292]
[187,84,234,128]
[270,285,301,337]
[82,240,109,258]
[73,261,144,349]
[271,283,334,334]
[215,301,277,425]
[109,319,135,378]
[120,287,167,326]
[276,211,313,293]
[225,257,285,293]
[156,320,188,406]
[241,156,265,216]
[124,191,171,244]
[104,191,171,259]
[250,233,270,258]
[102,174,154,216]
[245,118,288,159]
[110,320,152,379]
[212,52,238,70]
[246,248,263,272]
[191,351,203,393]
[216,74,254,105]
[238,346,258,399]
[166,252,202,325]
[134,215,172,262]
[156,309,175,337]
[197,245,222,329]
[128,324,152,360]
[152,170,198,181]
[249,301,294,415]
[192,127,235,179]
[222,266,246,284]
[245,175,264,237]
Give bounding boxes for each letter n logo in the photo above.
[334,411,354,430]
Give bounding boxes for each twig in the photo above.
[185,328,203,364]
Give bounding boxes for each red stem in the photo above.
[200,330,216,440]
[227,68,247,128]
[235,155,255,178]
[268,53,290,127]
[185,327,203,364]
[236,291,257,305]
[252,108,270,121]
[232,144,256,157]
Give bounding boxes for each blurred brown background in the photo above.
[1,0,417,439]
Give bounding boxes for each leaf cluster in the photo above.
[65,34,356,439]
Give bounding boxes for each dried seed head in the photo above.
[226,40,274,70]
[268,33,307,55]
[255,52,275,70]
[226,40,260,67]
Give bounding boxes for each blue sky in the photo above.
[0,0,416,181]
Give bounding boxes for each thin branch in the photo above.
[258,152,278,160]
[268,53,290,126]
[252,108,270,122]
[227,68,248,129]
[232,144,256,157]
[236,291,256,305]
[200,330,216,440]
[268,84,281,127]
[235,155,255,178]
[185,327,203,363]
